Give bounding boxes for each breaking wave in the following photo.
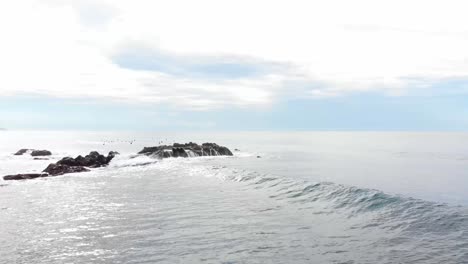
[127,155,468,249]
[217,166,468,236]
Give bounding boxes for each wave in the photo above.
[5,150,467,240]
[189,163,468,239]
[2,151,467,263]
[108,154,468,234]
[109,154,159,168]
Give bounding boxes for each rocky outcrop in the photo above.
[4,141,231,181]
[138,142,233,159]
[3,151,117,180]
[56,151,116,168]
[3,173,48,181]
[14,149,52,156]
[43,151,118,176]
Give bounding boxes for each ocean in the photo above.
[1,131,467,263]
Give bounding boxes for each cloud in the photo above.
[111,44,291,79]
[72,0,118,28]
[42,0,119,28]
[1,0,468,110]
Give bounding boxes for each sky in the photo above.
[1,0,468,130]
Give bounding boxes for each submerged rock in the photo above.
[14,149,29,155]
[31,150,52,156]
[14,149,52,156]
[138,142,233,159]
[3,173,48,181]
[43,164,90,176]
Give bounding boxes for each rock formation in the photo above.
[14,149,29,155]
[44,151,118,176]
[42,164,90,176]
[138,142,233,158]
[56,151,116,168]
[14,149,52,156]
[3,142,232,181]
[3,173,48,180]
[3,151,117,180]
[31,150,52,156]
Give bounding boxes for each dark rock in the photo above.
[57,157,80,166]
[106,151,119,163]
[43,164,90,176]
[14,149,52,156]
[57,151,116,168]
[14,149,29,155]
[138,142,233,159]
[44,151,115,176]
[7,151,117,180]
[257,156,261,158]
[34,158,49,160]
[3,173,48,181]
[172,147,189,158]
[234,148,240,151]
[31,150,52,156]
[201,143,233,156]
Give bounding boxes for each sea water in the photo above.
[1,131,467,263]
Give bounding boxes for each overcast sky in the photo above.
[1,0,468,130]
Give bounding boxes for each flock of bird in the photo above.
[101,138,173,146]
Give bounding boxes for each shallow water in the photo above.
[1,131,468,263]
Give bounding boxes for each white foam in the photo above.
[109,154,158,168]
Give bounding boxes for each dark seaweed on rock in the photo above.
[138,142,233,159]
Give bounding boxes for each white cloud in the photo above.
[1,0,468,109]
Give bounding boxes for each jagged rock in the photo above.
[43,164,90,176]
[200,143,233,156]
[5,151,117,180]
[3,173,48,181]
[34,158,49,160]
[138,142,233,159]
[31,150,52,156]
[57,151,116,168]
